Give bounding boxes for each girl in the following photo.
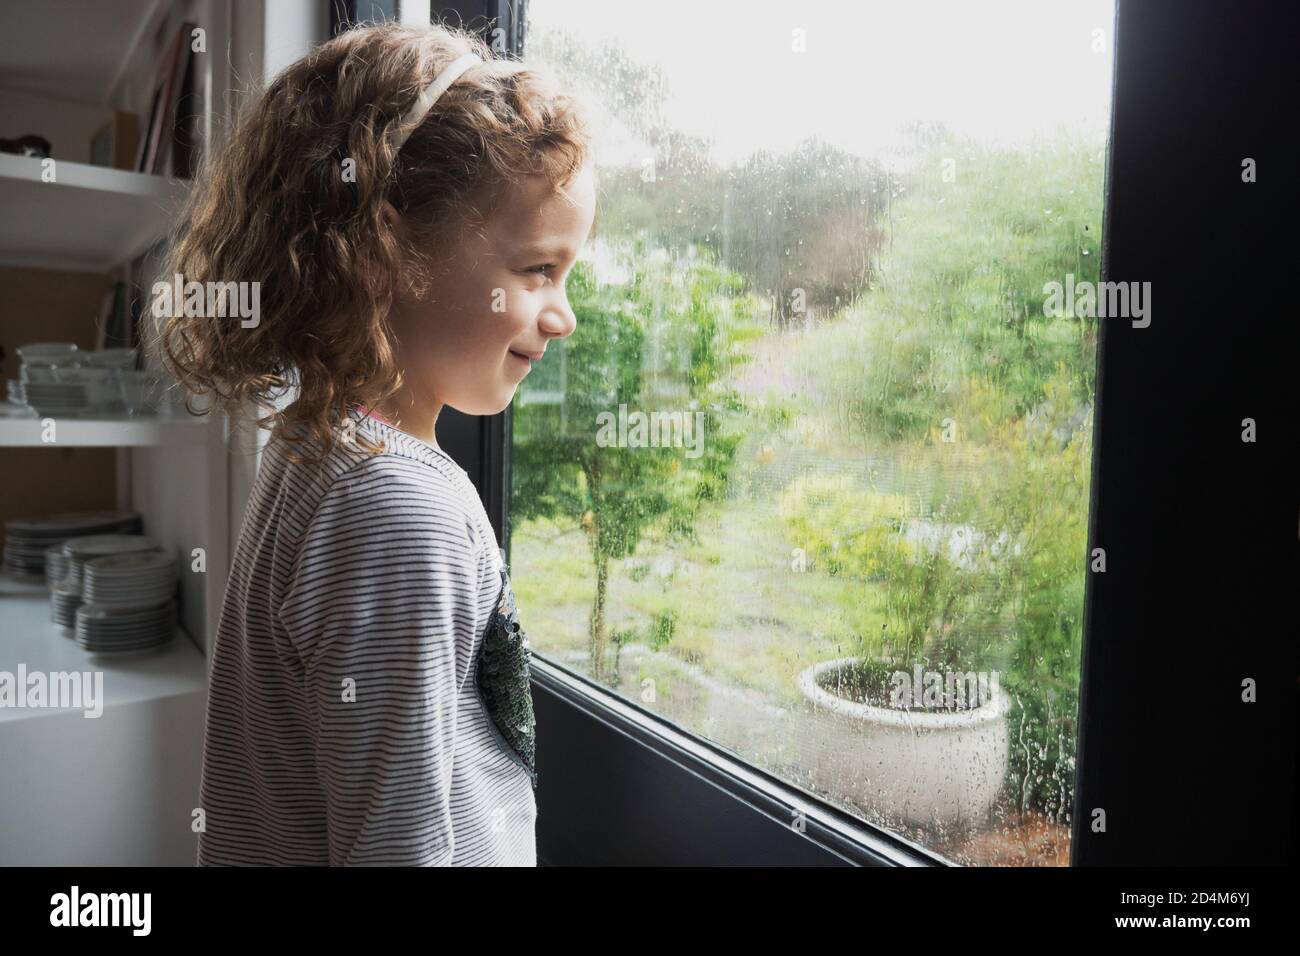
[151,21,596,865]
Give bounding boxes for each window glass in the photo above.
[511,0,1115,865]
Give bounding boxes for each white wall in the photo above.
[262,0,331,81]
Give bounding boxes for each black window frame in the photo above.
[429,0,1297,866]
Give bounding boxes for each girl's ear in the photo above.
[381,200,406,237]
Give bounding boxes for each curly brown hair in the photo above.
[147,21,593,467]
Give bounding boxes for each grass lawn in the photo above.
[510,443,895,708]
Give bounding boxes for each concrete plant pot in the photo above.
[795,657,1010,829]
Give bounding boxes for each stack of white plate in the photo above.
[2,381,35,418]
[82,551,178,607]
[52,535,162,631]
[22,382,88,416]
[16,343,143,416]
[51,585,84,629]
[61,534,162,590]
[74,600,177,654]
[44,544,69,589]
[3,510,142,582]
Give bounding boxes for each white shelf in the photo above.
[0,0,235,866]
[0,152,189,272]
[0,411,211,447]
[0,572,206,725]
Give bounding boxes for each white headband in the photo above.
[387,52,482,153]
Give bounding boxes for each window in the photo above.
[509,0,1116,865]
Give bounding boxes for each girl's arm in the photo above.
[279,456,487,866]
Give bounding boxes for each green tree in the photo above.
[512,244,760,681]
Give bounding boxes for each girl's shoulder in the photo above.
[267,408,494,557]
[268,406,467,488]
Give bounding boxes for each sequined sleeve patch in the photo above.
[474,568,538,789]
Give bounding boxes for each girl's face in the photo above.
[388,160,597,418]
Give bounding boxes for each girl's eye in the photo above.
[528,264,555,275]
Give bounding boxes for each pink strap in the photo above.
[354,404,392,425]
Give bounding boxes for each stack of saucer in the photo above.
[16,342,81,415]
[6,378,26,406]
[22,381,88,416]
[50,585,85,630]
[82,551,178,607]
[74,600,177,654]
[44,544,69,589]
[16,343,142,415]
[51,534,162,630]
[3,510,142,582]
[67,542,177,654]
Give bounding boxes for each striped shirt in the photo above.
[197,405,537,866]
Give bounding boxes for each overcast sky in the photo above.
[528,0,1117,167]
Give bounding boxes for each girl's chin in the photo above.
[450,386,517,417]
[490,389,517,415]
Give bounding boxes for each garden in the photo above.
[511,129,1103,866]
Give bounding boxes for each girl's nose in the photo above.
[539,301,577,339]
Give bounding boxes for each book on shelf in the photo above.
[135,20,197,176]
[172,42,202,179]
